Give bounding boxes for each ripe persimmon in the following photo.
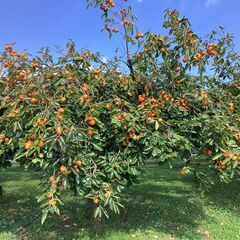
[57,114,64,121]
[232,155,238,161]
[18,95,25,101]
[135,32,144,39]
[205,149,213,156]
[60,97,66,103]
[182,56,189,63]
[49,176,55,182]
[115,97,121,103]
[76,160,82,165]
[60,165,67,173]
[235,133,240,142]
[87,128,94,136]
[157,118,164,124]
[138,95,145,103]
[88,119,96,126]
[25,140,33,150]
[180,169,186,176]
[82,84,89,92]
[160,48,166,54]
[105,103,111,110]
[32,62,39,68]
[47,192,53,199]
[36,118,47,126]
[201,101,209,106]
[219,162,225,169]
[229,103,234,113]
[55,126,62,135]
[112,28,119,33]
[92,198,99,204]
[4,96,10,101]
[58,108,65,114]
[38,140,44,148]
[104,191,111,198]
[200,91,208,98]
[5,44,13,52]
[49,200,57,206]
[0,134,5,140]
[30,98,38,104]
[223,152,229,158]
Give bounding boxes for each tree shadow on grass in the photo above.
[177,166,240,213]
[100,185,205,239]
[202,179,240,214]
[0,177,203,239]
[0,166,239,240]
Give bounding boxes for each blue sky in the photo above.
[0,0,239,57]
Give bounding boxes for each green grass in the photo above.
[0,164,240,240]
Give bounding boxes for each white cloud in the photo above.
[137,0,143,2]
[205,0,220,8]
[101,56,108,63]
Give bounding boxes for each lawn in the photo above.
[0,163,240,240]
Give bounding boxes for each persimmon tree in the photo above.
[0,0,240,223]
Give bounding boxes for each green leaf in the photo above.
[155,121,159,130]
[91,142,103,151]
[37,193,46,203]
[41,210,48,225]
